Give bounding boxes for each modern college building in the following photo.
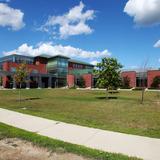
[0,54,94,89]
[121,69,160,88]
[0,54,160,89]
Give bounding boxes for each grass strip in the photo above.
[0,122,140,160]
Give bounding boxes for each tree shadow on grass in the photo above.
[96,96,118,100]
[15,98,41,102]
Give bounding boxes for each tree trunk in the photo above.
[19,83,21,106]
[141,87,145,104]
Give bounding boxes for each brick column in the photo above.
[2,76,9,88]
[67,75,75,87]
[82,74,92,88]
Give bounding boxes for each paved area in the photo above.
[0,108,160,160]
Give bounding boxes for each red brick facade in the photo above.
[2,60,47,88]
[82,74,92,88]
[0,55,94,89]
[2,62,47,74]
[121,71,136,88]
[147,70,160,88]
[67,75,75,87]
[67,74,92,88]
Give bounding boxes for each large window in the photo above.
[47,56,68,78]
[14,56,33,64]
[69,68,93,76]
[136,72,147,87]
[0,55,34,64]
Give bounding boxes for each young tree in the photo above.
[140,60,148,104]
[14,63,29,105]
[94,57,123,99]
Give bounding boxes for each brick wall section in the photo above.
[82,74,92,88]
[2,76,9,88]
[121,71,136,88]
[2,62,10,88]
[2,62,10,71]
[147,70,160,88]
[3,62,47,74]
[67,74,75,87]
[2,62,47,88]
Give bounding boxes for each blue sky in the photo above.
[0,0,160,69]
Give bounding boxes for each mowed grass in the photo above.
[0,89,160,138]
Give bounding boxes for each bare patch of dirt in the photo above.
[0,138,92,160]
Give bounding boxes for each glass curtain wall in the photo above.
[0,55,33,64]
[47,56,68,87]
[136,72,147,87]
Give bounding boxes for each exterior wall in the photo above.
[0,55,95,89]
[2,62,10,71]
[68,62,85,70]
[2,62,47,74]
[147,70,160,88]
[2,62,10,88]
[67,74,75,87]
[82,74,92,88]
[121,71,136,88]
[2,76,9,88]
[34,57,48,65]
[2,61,47,88]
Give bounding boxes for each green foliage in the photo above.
[151,76,160,89]
[14,63,29,105]
[94,57,123,89]
[121,76,131,89]
[69,85,77,89]
[14,63,29,86]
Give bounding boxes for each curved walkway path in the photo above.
[0,108,160,160]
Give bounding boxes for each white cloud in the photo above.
[158,58,160,63]
[124,0,160,26]
[40,1,95,38]
[0,3,25,30]
[154,40,160,48]
[3,42,111,60]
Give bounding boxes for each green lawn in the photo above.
[0,89,160,138]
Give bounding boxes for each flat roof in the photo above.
[48,55,70,59]
[0,54,94,66]
[0,54,34,59]
[121,68,160,73]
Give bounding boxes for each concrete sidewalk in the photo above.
[0,108,160,160]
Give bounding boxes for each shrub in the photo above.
[151,76,160,89]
